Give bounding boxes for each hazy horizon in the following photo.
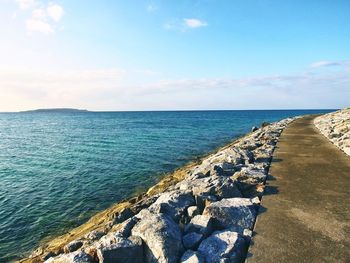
[1,0,349,111]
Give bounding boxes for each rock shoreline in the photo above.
[314,108,350,156]
[22,117,298,263]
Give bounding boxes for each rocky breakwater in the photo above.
[25,117,297,263]
[314,108,350,156]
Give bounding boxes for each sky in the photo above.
[0,0,349,111]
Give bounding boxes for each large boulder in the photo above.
[180,250,205,263]
[182,232,203,250]
[198,230,247,263]
[97,235,143,263]
[73,251,96,263]
[184,215,213,237]
[132,210,184,263]
[64,240,83,253]
[177,176,242,201]
[203,198,258,231]
[148,190,195,223]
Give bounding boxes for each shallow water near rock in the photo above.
[0,110,332,261]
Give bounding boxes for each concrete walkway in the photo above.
[247,115,350,263]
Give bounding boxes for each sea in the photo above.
[0,109,333,261]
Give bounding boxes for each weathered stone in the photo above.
[203,198,258,231]
[131,194,160,214]
[180,250,205,263]
[184,215,213,237]
[198,230,247,263]
[187,206,199,218]
[113,216,139,237]
[73,251,95,263]
[64,240,83,253]
[148,190,195,222]
[45,253,73,263]
[251,126,258,132]
[97,236,143,263]
[85,230,105,241]
[132,210,184,263]
[182,232,203,250]
[112,207,134,224]
[191,176,242,200]
[195,193,218,212]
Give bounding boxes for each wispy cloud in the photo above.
[183,18,207,29]
[16,0,36,10]
[310,61,342,68]
[47,3,64,22]
[14,0,64,35]
[26,17,54,34]
[1,65,349,112]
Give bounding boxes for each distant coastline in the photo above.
[20,108,89,113]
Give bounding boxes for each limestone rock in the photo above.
[182,232,203,250]
[180,250,205,263]
[148,190,195,222]
[97,235,143,263]
[187,206,199,218]
[203,198,258,231]
[85,230,105,241]
[64,240,83,253]
[184,215,213,237]
[73,251,95,263]
[132,210,184,263]
[198,230,247,263]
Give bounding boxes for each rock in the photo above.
[198,230,247,263]
[184,215,213,237]
[97,236,143,263]
[195,193,218,212]
[232,166,268,197]
[64,240,83,253]
[131,194,160,214]
[187,206,199,218]
[45,253,74,263]
[180,250,205,263]
[182,232,203,250]
[261,122,270,127]
[113,216,139,237]
[148,190,195,223]
[73,251,95,263]
[190,176,242,200]
[43,251,57,261]
[85,230,105,241]
[251,126,258,132]
[203,198,258,231]
[112,207,134,224]
[132,209,184,263]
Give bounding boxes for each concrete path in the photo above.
[246,115,350,263]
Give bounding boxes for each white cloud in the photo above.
[183,18,207,28]
[310,61,341,68]
[47,3,64,22]
[26,18,54,34]
[16,0,36,10]
[0,66,348,112]
[13,1,64,34]
[32,8,46,19]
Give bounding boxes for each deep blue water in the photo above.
[0,110,333,261]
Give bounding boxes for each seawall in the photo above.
[21,116,298,263]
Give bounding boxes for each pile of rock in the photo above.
[314,108,350,156]
[40,117,296,263]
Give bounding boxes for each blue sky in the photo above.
[0,0,349,111]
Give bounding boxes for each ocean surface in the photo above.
[0,110,333,261]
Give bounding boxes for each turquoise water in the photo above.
[0,110,332,261]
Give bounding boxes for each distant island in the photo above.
[20,108,89,113]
